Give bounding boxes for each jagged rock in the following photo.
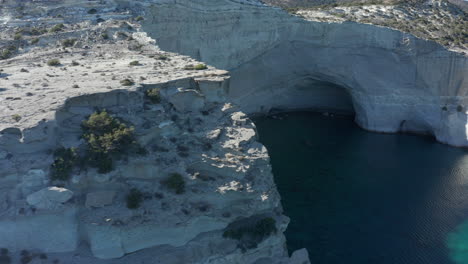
[26,187,74,210]
[85,191,116,208]
[167,88,205,112]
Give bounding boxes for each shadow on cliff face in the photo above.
[262,78,356,116]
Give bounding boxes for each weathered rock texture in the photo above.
[0,1,306,262]
[143,0,468,147]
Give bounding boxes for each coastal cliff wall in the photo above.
[143,0,468,147]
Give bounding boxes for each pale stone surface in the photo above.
[26,187,74,210]
[167,88,206,112]
[144,0,468,147]
[85,191,116,208]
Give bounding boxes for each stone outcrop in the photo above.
[143,0,468,147]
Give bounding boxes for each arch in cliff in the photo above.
[142,0,468,146]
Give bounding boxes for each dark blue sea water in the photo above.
[253,112,468,264]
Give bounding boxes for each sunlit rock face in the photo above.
[143,0,468,147]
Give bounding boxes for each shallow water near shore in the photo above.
[253,112,468,264]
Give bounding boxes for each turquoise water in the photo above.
[253,112,468,264]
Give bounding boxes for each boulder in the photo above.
[26,186,73,210]
[289,248,311,264]
[168,88,205,112]
[85,191,116,208]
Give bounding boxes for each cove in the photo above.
[253,112,468,264]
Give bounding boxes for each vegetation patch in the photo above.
[129,60,140,66]
[62,38,77,48]
[47,59,61,66]
[184,64,208,70]
[146,88,161,104]
[11,114,21,122]
[126,188,143,209]
[50,148,78,181]
[161,173,185,194]
[120,79,135,86]
[49,23,65,33]
[88,8,98,14]
[82,110,141,173]
[0,49,13,60]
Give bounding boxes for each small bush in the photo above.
[120,79,134,86]
[126,188,143,209]
[14,33,22,40]
[50,147,78,181]
[82,110,139,174]
[88,8,98,14]
[129,60,140,66]
[161,173,185,194]
[0,49,12,60]
[135,16,144,21]
[157,55,168,60]
[49,23,64,33]
[11,114,21,122]
[30,38,39,44]
[71,60,80,66]
[101,33,109,40]
[457,105,464,112]
[146,88,161,104]
[47,59,61,66]
[62,38,77,47]
[184,64,208,70]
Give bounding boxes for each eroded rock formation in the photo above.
[143,0,468,147]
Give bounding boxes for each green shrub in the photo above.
[161,173,185,194]
[62,38,77,47]
[194,64,208,70]
[47,59,61,66]
[146,88,161,104]
[126,188,143,209]
[0,49,12,60]
[49,23,65,33]
[184,64,208,70]
[135,16,144,21]
[50,147,78,181]
[14,33,22,40]
[11,114,21,122]
[82,110,138,174]
[129,60,140,66]
[88,8,98,14]
[101,33,109,40]
[30,38,40,44]
[120,79,134,86]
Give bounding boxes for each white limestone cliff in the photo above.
[142,0,468,147]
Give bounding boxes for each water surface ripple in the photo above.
[254,112,468,264]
